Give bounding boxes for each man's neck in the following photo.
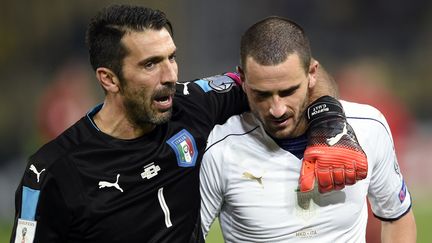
[93,102,155,139]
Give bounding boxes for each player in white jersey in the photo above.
[201,103,413,242]
[200,16,416,242]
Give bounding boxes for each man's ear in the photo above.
[308,59,319,89]
[236,65,246,92]
[96,67,120,93]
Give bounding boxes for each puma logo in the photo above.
[179,82,190,95]
[243,171,264,187]
[29,164,45,183]
[326,122,348,146]
[98,174,123,192]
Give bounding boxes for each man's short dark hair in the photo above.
[240,16,311,73]
[86,4,173,80]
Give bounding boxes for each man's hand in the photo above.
[300,96,368,193]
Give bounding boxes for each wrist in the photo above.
[306,96,345,124]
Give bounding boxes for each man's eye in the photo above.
[169,54,176,62]
[280,90,295,97]
[255,92,270,100]
[144,62,155,69]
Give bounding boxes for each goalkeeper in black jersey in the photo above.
[11,4,367,243]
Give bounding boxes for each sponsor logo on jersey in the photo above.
[194,74,234,93]
[242,171,264,187]
[141,162,161,180]
[177,81,191,95]
[98,174,123,192]
[166,129,197,167]
[399,179,407,203]
[29,164,45,183]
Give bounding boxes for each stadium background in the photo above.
[0,0,431,242]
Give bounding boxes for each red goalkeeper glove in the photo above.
[300,96,368,193]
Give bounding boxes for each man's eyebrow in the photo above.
[137,49,177,66]
[169,49,177,57]
[279,84,301,95]
[137,56,164,66]
[250,83,301,94]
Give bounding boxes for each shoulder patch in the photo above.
[166,129,198,167]
[194,74,235,93]
[14,219,37,243]
[399,180,407,203]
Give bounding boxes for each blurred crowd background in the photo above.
[1,0,431,242]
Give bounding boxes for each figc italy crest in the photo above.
[166,129,198,167]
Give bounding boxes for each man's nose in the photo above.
[269,96,286,118]
[161,61,178,84]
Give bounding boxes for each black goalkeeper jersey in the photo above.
[11,75,248,243]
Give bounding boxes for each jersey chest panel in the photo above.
[220,134,369,241]
[62,123,209,242]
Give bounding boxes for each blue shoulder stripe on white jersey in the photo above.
[21,186,40,220]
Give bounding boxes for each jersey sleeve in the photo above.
[10,156,72,242]
[366,113,412,221]
[185,73,249,125]
[200,143,225,238]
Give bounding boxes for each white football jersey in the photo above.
[200,100,411,243]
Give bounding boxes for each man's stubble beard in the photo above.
[122,84,175,128]
[253,90,310,139]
